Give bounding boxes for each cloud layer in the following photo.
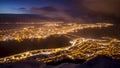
[83,0,120,16]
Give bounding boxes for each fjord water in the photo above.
[0,23,119,58]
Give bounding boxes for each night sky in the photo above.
[0,0,120,17]
[0,0,69,14]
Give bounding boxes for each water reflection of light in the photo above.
[0,22,119,64]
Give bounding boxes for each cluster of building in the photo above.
[0,22,113,42]
[0,22,119,64]
[0,37,120,64]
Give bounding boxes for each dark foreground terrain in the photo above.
[0,55,120,68]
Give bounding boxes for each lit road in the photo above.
[0,22,119,64]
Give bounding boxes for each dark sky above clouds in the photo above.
[0,0,120,17]
[0,0,69,14]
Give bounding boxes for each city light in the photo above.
[0,22,119,64]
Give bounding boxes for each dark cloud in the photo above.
[7,0,120,22]
[1,0,120,17]
[19,7,26,10]
[67,0,120,17]
[29,6,75,21]
[17,0,120,17]
[31,6,59,12]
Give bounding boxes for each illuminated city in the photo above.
[0,22,113,42]
[0,22,119,64]
[0,0,120,68]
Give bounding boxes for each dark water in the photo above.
[0,35,71,58]
[74,24,120,39]
[0,23,120,58]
